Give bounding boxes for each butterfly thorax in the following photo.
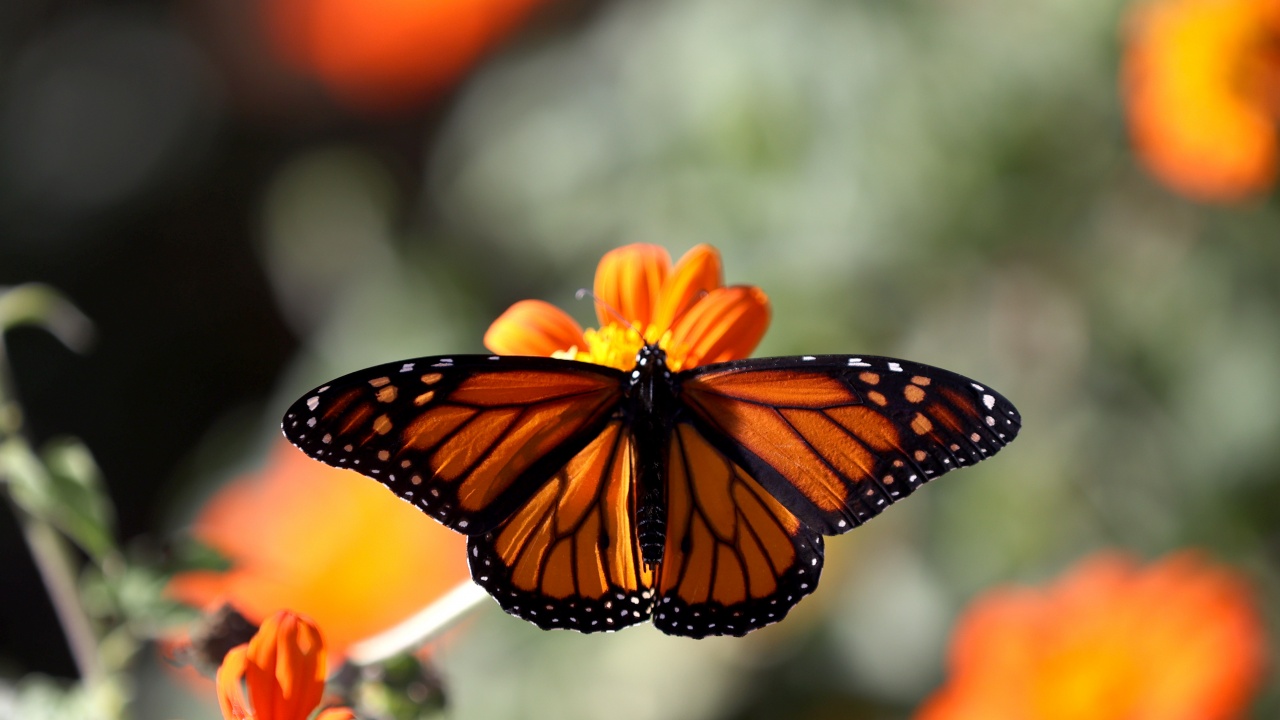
[628,343,676,566]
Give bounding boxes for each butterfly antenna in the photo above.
[668,288,709,331]
[576,288,649,344]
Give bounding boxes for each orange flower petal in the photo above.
[264,0,555,116]
[475,244,771,372]
[918,551,1268,720]
[315,709,357,720]
[216,644,252,720]
[484,299,585,356]
[593,244,671,331]
[651,244,723,335]
[1123,0,1280,201]
[168,441,469,660]
[244,611,327,720]
[666,286,770,371]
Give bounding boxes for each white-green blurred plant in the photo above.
[0,284,182,719]
[0,283,468,720]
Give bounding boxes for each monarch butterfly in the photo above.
[282,342,1020,638]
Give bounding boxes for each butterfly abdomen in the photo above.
[636,481,665,565]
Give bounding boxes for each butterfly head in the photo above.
[633,343,671,379]
[628,343,675,417]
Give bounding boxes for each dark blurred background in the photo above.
[0,0,595,683]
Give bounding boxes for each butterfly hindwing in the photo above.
[654,421,824,638]
[468,420,657,632]
[282,355,625,536]
[678,355,1021,536]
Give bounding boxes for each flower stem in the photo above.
[345,581,490,664]
[0,287,102,681]
[11,498,104,681]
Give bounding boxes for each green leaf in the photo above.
[0,284,94,354]
[167,536,234,575]
[351,653,448,720]
[0,437,117,562]
[1,438,61,524]
[40,438,116,561]
[113,562,193,633]
[79,545,199,641]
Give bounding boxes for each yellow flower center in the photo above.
[553,323,683,372]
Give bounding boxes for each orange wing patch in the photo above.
[449,369,621,405]
[468,421,656,632]
[679,356,1020,535]
[653,423,822,638]
[681,388,855,515]
[282,356,624,536]
[453,395,615,512]
[687,368,853,406]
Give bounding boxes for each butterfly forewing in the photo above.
[678,355,1021,536]
[654,421,824,638]
[468,420,657,632]
[282,355,625,536]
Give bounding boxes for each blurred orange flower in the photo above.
[217,610,354,720]
[264,0,556,115]
[170,439,469,659]
[1123,0,1280,201]
[917,552,1268,720]
[484,243,771,372]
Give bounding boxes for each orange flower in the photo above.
[169,439,469,659]
[217,610,354,720]
[1123,0,1280,201]
[917,552,1268,720]
[264,0,555,115]
[484,244,770,372]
